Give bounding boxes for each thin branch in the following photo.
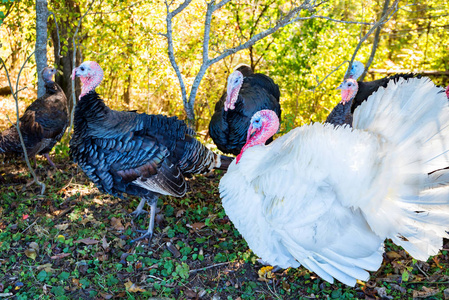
[170,0,192,16]
[306,15,375,25]
[48,11,61,58]
[312,60,349,91]
[345,0,400,79]
[2,1,16,21]
[21,217,40,233]
[163,0,192,119]
[254,40,274,69]
[209,1,319,66]
[88,0,144,15]
[360,0,391,81]
[0,55,46,195]
[213,0,232,12]
[189,262,231,274]
[69,0,95,134]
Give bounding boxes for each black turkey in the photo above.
[70,61,233,243]
[325,62,363,126]
[209,65,281,155]
[326,61,420,126]
[0,67,68,167]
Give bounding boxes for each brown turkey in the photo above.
[0,67,69,167]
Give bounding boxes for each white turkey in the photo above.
[220,76,449,286]
[70,61,232,243]
[209,65,281,155]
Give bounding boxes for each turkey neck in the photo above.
[74,91,109,128]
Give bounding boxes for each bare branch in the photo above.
[2,1,16,21]
[88,0,144,15]
[48,11,61,59]
[163,0,191,120]
[360,0,391,81]
[170,0,193,17]
[291,15,376,25]
[312,60,349,91]
[209,1,319,65]
[345,0,400,79]
[69,0,95,134]
[214,0,232,12]
[0,55,46,194]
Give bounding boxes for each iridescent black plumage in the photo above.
[70,85,232,242]
[326,74,420,127]
[209,68,281,155]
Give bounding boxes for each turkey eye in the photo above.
[80,67,85,71]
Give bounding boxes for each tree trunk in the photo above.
[123,11,134,110]
[123,72,132,109]
[35,0,48,98]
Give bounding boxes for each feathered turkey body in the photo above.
[220,77,449,286]
[326,61,421,126]
[70,61,232,243]
[209,66,281,155]
[0,67,68,167]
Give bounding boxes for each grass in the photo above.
[1,145,449,299]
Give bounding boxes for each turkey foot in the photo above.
[128,198,148,219]
[131,199,156,244]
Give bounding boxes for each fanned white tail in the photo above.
[219,77,449,287]
[353,77,449,260]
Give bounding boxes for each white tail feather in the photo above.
[354,77,449,260]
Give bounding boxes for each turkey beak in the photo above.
[336,83,343,90]
[246,124,256,142]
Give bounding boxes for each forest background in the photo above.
[1,0,448,135]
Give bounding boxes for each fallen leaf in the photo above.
[166,242,181,258]
[184,288,197,298]
[96,253,108,262]
[24,249,37,260]
[188,222,205,230]
[258,266,273,279]
[116,238,126,248]
[29,242,39,252]
[413,286,439,298]
[386,251,402,259]
[80,215,93,225]
[99,292,113,299]
[124,279,146,293]
[75,238,100,245]
[176,209,185,218]
[51,253,71,260]
[37,263,54,273]
[22,214,29,220]
[111,217,125,231]
[72,278,81,287]
[55,224,69,231]
[102,236,110,250]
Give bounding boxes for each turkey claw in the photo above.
[128,209,149,219]
[131,231,153,243]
